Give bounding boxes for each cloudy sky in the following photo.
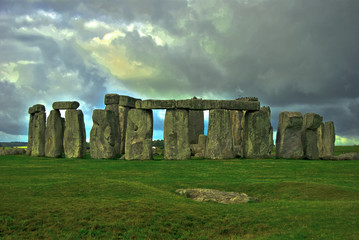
[1,0,359,144]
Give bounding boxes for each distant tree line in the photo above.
[152,140,164,148]
[0,142,28,148]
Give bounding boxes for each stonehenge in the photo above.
[27,94,337,160]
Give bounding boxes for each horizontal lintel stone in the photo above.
[28,104,46,114]
[104,94,140,107]
[52,101,80,110]
[135,100,177,109]
[176,99,260,110]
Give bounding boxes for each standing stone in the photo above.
[31,111,46,157]
[321,121,335,157]
[276,112,304,159]
[125,109,153,160]
[230,110,244,157]
[105,104,121,155]
[164,109,191,160]
[45,110,64,158]
[63,109,86,158]
[301,113,323,159]
[188,110,204,144]
[205,109,235,159]
[119,106,130,154]
[26,114,34,156]
[243,107,272,159]
[90,110,119,159]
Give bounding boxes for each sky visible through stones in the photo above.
[0,0,359,145]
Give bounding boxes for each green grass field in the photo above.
[0,146,359,239]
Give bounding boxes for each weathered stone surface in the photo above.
[321,121,335,157]
[230,110,244,157]
[31,111,46,157]
[175,189,259,204]
[125,109,153,160]
[136,100,177,109]
[164,109,191,160]
[90,109,119,159]
[119,106,129,154]
[276,112,304,159]
[191,134,207,158]
[176,99,260,110]
[0,148,26,156]
[28,104,45,114]
[333,152,359,160]
[52,101,80,110]
[104,104,121,154]
[45,110,64,158]
[26,114,34,156]
[189,110,204,144]
[302,113,323,159]
[105,94,139,107]
[63,110,86,158]
[243,107,273,158]
[205,109,235,159]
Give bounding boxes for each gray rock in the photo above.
[135,100,177,109]
[175,189,259,204]
[45,110,64,158]
[205,109,235,159]
[164,109,191,160]
[104,104,121,155]
[243,107,273,158]
[189,110,204,144]
[230,110,244,157]
[105,94,139,107]
[52,101,80,110]
[176,99,260,110]
[276,112,304,159]
[31,111,46,157]
[321,121,335,158]
[0,148,26,156]
[119,106,130,154]
[90,109,119,159]
[26,114,34,156]
[334,152,359,160]
[302,113,323,159]
[28,104,45,114]
[125,109,153,160]
[63,109,86,158]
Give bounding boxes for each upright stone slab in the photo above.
[164,109,191,160]
[188,110,204,144]
[125,109,153,160]
[105,104,121,155]
[320,121,335,157]
[243,107,273,158]
[26,114,34,156]
[119,106,130,154]
[230,110,244,157]
[63,109,86,158]
[301,113,323,159]
[205,109,235,159]
[90,110,119,159]
[31,111,46,157]
[45,110,64,158]
[276,112,304,159]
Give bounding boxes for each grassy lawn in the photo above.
[0,146,358,239]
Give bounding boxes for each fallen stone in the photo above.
[189,110,204,144]
[243,107,273,158]
[90,109,119,159]
[63,109,86,158]
[0,148,26,156]
[302,113,323,159]
[205,109,235,159]
[45,110,64,158]
[191,134,207,157]
[31,111,46,157]
[135,100,177,109]
[28,104,45,114]
[175,189,259,204]
[52,101,80,110]
[164,109,191,160]
[276,112,304,159]
[332,153,359,160]
[125,109,153,160]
